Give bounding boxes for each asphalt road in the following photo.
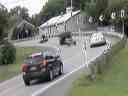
[0,36,119,96]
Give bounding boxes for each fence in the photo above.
[86,33,127,81]
[10,26,121,43]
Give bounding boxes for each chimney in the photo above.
[66,7,73,14]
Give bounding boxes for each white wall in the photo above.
[40,13,84,38]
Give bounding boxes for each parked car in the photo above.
[59,32,76,46]
[90,32,106,48]
[21,48,63,86]
[39,35,48,43]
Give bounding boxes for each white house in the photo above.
[39,7,84,37]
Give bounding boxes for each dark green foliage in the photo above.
[105,0,128,34]
[73,0,81,10]
[0,41,16,65]
[81,0,108,21]
[9,6,30,22]
[41,0,65,22]
[11,20,37,40]
[65,0,80,10]
[0,7,9,40]
[31,0,65,26]
[32,0,81,26]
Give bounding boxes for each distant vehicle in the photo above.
[63,38,76,46]
[39,35,48,43]
[90,32,106,48]
[59,32,76,46]
[21,48,63,86]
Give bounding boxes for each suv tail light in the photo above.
[21,64,28,72]
[43,60,48,66]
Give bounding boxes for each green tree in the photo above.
[106,0,128,33]
[0,5,9,41]
[32,0,81,26]
[73,0,81,10]
[0,4,16,64]
[31,15,40,27]
[81,0,108,22]
[31,0,65,26]
[0,41,16,65]
[65,0,80,10]
[10,6,30,22]
[39,0,65,23]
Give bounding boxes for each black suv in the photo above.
[21,49,63,86]
[59,32,76,46]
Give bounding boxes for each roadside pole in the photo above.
[83,35,88,67]
[79,28,88,68]
[56,25,62,58]
[111,12,116,32]
[123,20,125,35]
[121,9,125,35]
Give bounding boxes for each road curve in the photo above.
[0,36,119,96]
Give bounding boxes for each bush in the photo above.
[87,35,127,81]
[0,41,16,65]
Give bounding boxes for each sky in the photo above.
[0,0,48,16]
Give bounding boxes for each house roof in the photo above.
[17,20,35,29]
[40,10,80,28]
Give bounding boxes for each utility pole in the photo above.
[71,0,73,10]
[64,0,67,11]
[121,9,125,35]
[70,0,73,16]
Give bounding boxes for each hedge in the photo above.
[0,41,16,65]
[86,34,127,81]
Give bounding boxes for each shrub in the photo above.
[0,41,16,65]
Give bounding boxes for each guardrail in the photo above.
[10,36,40,43]
[85,32,127,81]
[72,30,124,38]
[10,29,123,43]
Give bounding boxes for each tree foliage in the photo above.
[0,4,16,65]
[106,0,128,33]
[81,0,108,21]
[65,0,80,10]
[0,6,9,40]
[32,0,81,26]
[41,0,65,22]
[9,6,31,22]
[30,0,65,26]
[0,41,16,65]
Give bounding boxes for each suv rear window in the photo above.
[43,50,57,57]
[25,55,43,65]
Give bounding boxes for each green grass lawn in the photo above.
[0,47,42,82]
[68,47,128,96]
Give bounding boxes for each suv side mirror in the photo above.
[55,56,59,59]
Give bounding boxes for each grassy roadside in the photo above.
[0,47,42,82]
[68,47,128,96]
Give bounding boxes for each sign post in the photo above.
[111,12,116,32]
[99,14,104,22]
[99,14,104,31]
[121,9,125,35]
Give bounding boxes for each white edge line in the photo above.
[32,54,99,96]
[0,44,79,86]
[0,74,21,87]
[0,48,81,96]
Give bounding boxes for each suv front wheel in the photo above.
[59,64,63,75]
[23,79,30,86]
[48,70,54,81]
